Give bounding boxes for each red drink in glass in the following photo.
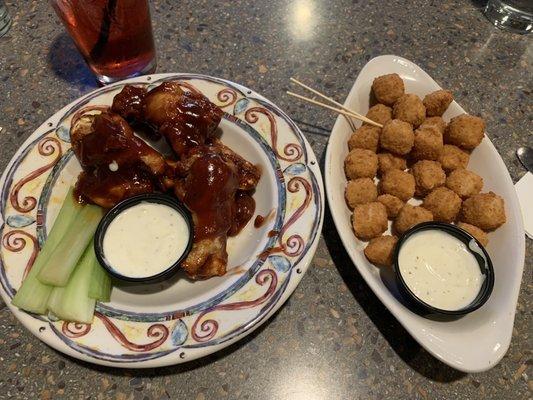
[51,0,156,85]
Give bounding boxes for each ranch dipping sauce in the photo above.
[398,230,484,311]
[103,202,190,278]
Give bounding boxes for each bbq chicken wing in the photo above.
[174,143,260,279]
[112,82,224,158]
[70,111,166,208]
[171,144,256,278]
[210,139,261,190]
[176,148,239,279]
[110,85,147,121]
[71,111,165,174]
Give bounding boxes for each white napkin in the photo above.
[515,172,533,239]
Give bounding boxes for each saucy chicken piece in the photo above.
[179,140,260,191]
[110,85,147,121]
[176,148,238,279]
[113,82,224,157]
[175,143,260,279]
[75,169,155,209]
[70,111,166,208]
[210,139,261,190]
[143,82,222,132]
[71,111,165,174]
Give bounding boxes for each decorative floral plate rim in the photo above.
[0,73,324,368]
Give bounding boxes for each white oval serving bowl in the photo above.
[325,55,525,372]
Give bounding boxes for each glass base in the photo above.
[95,57,157,86]
[484,0,533,34]
[0,5,12,38]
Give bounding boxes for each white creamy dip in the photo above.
[398,230,484,311]
[103,202,190,278]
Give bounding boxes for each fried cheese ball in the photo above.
[446,168,483,199]
[393,94,426,127]
[394,204,434,235]
[377,194,404,219]
[438,144,470,172]
[457,222,489,247]
[420,116,446,135]
[460,192,506,231]
[444,114,485,150]
[380,119,415,155]
[364,235,398,267]
[422,187,462,222]
[344,148,378,179]
[377,152,407,176]
[345,178,378,208]
[411,126,444,161]
[423,90,453,117]
[366,104,393,125]
[372,73,405,106]
[411,160,446,197]
[348,125,381,152]
[379,169,415,201]
[352,202,388,240]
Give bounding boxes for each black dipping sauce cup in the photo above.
[393,222,495,316]
[94,193,193,283]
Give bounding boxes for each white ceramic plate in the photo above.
[0,74,324,368]
[325,55,525,372]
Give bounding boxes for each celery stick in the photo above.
[37,204,103,287]
[46,286,65,316]
[48,244,96,323]
[12,187,82,314]
[89,257,112,302]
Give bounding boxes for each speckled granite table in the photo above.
[0,1,531,399]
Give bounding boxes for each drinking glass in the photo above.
[50,0,157,85]
[0,0,12,37]
[484,0,533,34]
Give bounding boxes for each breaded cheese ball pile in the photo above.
[343,73,506,268]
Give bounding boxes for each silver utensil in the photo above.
[516,146,533,173]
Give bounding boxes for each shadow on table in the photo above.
[47,33,97,89]
[320,197,466,381]
[56,307,281,378]
[291,119,331,137]
[470,0,488,8]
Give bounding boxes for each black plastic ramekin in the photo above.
[94,193,193,283]
[393,222,494,316]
